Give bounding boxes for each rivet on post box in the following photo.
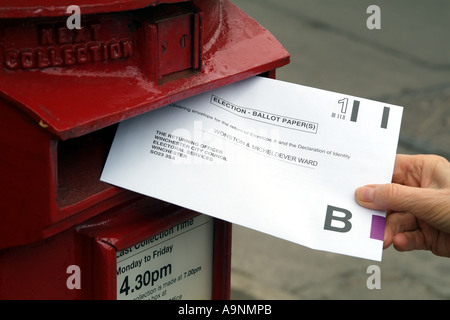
[0,0,289,299]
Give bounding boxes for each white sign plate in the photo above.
[116,214,214,300]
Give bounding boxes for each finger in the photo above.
[391,154,427,187]
[383,212,418,249]
[393,154,450,187]
[392,230,427,252]
[385,211,418,234]
[391,154,417,186]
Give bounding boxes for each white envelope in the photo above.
[101,76,403,261]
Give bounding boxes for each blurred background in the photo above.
[229,0,450,299]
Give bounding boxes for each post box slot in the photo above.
[57,124,118,209]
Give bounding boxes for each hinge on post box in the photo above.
[140,9,201,82]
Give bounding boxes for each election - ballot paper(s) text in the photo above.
[101,76,403,261]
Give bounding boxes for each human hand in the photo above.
[355,154,450,258]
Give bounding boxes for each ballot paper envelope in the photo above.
[101,76,403,261]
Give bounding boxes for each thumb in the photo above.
[356,183,450,234]
[355,183,436,216]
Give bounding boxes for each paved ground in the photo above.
[229,0,450,300]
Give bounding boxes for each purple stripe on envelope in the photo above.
[370,215,385,241]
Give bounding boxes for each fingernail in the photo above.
[357,186,375,202]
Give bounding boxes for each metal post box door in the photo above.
[78,198,231,300]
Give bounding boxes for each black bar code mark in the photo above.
[381,106,390,129]
[350,100,359,122]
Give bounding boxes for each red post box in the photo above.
[0,0,289,299]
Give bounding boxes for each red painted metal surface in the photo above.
[0,0,289,250]
[0,197,232,299]
[0,0,288,299]
[0,0,289,140]
[0,0,189,18]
